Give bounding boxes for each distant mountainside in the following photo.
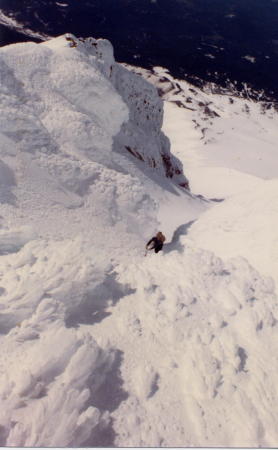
[1,0,278,101]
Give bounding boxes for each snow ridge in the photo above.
[0,10,50,41]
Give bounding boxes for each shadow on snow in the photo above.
[65,271,136,328]
[163,220,196,254]
[83,350,129,447]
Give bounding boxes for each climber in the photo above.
[145,231,166,254]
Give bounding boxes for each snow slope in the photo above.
[0,35,278,447]
[130,65,278,196]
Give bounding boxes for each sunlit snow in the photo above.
[0,34,278,447]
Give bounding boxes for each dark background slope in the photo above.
[1,0,278,99]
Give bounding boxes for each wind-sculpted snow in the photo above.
[1,300,114,446]
[0,33,188,228]
[0,34,166,236]
[0,33,192,446]
[91,247,278,447]
[1,230,278,446]
[0,227,36,255]
[0,237,132,446]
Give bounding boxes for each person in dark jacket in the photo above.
[145,231,166,254]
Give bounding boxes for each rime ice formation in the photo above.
[0,35,278,447]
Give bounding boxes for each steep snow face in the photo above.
[109,65,278,447]
[43,35,188,188]
[0,34,200,446]
[134,66,278,283]
[112,64,188,188]
[1,34,278,448]
[0,34,189,241]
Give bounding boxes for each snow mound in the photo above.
[97,247,278,447]
[187,179,278,283]
[0,236,133,446]
[0,296,115,447]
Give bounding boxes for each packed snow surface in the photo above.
[0,35,278,447]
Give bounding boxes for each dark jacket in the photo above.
[146,237,164,253]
